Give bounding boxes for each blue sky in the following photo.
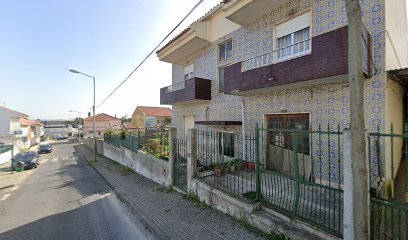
[0,0,220,120]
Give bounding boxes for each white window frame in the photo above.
[184,64,194,81]
[276,27,311,62]
[219,39,233,62]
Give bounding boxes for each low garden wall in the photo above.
[103,142,170,186]
[83,138,104,155]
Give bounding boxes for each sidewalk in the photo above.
[76,145,263,240]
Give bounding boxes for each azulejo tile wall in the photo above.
[171,0,388,182]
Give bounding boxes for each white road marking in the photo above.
[63,157,68,161]
[52,158,58,162]
[10,185,19,191]
[42,159,49,164]
[1,193,11,201]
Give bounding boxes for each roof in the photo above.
[137,106,172,117]
[0,106,28,118]
[156,1,225,54]
[84,113,120,122]
[20,118,44,127]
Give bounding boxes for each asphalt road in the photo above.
[0,141,156,240]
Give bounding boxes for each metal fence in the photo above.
[173,138,187,192]
[0,144,13,154]
[368,125,408,240]
[104,134,140,152]
[193,125,344,237]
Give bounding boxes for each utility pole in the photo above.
[345,0,370,239]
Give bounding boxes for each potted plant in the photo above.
[230,161,235,173]
[247,161,256,170]
[215,164,222,177]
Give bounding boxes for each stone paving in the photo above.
[75,145,261,240]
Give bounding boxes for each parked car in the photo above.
[38,144,52,154]
[12,151,38,170]
[56,135,67,140]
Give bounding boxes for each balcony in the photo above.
[223,0,285,26]
[224,26,372,95]
[160,77,212,105]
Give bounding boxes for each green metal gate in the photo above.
[257,124,344,237]
[368,126,408,240]
[173,138,187,192]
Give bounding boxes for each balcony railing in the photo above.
[166,81,186,93]
[241,39,311,72]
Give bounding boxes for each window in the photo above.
[277,27,310,60]
[218,132,234,157]
[266,114,310,154]
[219,39,233,61]
[184,64,194,80]
[218,66,224,93]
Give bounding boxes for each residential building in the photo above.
[20,118,44,148]
[42,120,74,139]
[0,106,28,135]
[157,0,408,237]
[83,113,122,138]
[128,106,172,135]
[0,106,43,149]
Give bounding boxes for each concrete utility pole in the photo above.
[345,0,370,239]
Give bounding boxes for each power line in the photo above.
[96,0,206,109]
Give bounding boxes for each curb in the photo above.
[76,146,165,240]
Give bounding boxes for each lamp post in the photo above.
[69,69,97,162]
[69,110,81,142]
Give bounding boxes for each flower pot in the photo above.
[215,168,222,177]
[247,162,256,170]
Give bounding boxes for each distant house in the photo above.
[0,106,44,149]
[83,113,122,138]
[20,118,44,148]
[128,106,172,135]
[0,106,28,135]
[42,120,74,139]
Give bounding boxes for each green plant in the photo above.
[119,166,133,175]
[183,192,208,209]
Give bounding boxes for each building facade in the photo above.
[129,106,172,135]
[83,113,122,138]
[158,0,408,187]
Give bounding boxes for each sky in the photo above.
[0,0,220,120]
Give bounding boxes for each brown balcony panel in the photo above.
[224,26,350,94]
[160,77,211,105]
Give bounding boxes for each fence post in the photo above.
[343,129,354,239]
[168,127,177,187]
[293,129,300,216]
[255,124,261,201]
[186,129,196,192]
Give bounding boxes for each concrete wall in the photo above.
[385,79,405,181]
[103,142,170,186]
[385,0,408,70]
[83,138,104,155]
[0,149,12,165]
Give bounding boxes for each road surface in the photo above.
[0,141,156,240]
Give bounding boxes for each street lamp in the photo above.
[69,110,81,142]
[69,68,97,162]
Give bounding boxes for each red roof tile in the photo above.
[84,113,121,122]
[0,106,28,117]
[138,106,172,117]
[20,118,44,126]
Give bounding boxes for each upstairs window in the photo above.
[184,64,194,80]
[277,27,310,60]
[219,39,233,61]
[275,11,311,61]
[218,66,225,93]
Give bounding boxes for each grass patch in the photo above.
[119,166,133,175]
[183,192,208,209]
[165,186,174,193]
[232,216,287,240]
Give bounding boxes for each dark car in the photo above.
[38,144,52,154]
[12,151,38,170]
